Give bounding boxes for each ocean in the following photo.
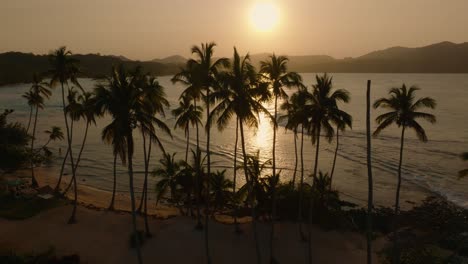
[1,73,467,208]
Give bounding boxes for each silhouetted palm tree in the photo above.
[26,74,51,187]
[172,95,202,162]
[153,153,182,206]
[460,152,468,178]
[209,170,233,214]
[211,47,272,264]
[49,47,81,207]
[260,55,302,262]
[135,72,171,237]
[373,84,436,264]
[94,65,148,264]
[306,73,349,263]
[172,61,205,229]
[189,42,229,264]
[42,126,64,149]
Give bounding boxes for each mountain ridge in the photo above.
[2,41,468,85]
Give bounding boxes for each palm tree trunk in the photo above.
[109,153,117,210]
[392,127,405,264]
[67,121,89,223]
[194,99,202,229]
[270,95,278,263]
[308,124,321,264]
[60,83,77,224]
[54,147,70,193]
[141,133,152,237]
[233,118,241,233]
[329,128,339,189]
[239,120,261,264]
[127,132,143,264]
[26,106,33,133]
[185,127,190,163]
[204,88,212,264]
[366,80,373,264]
[137,133,148,213]
[298,125,306,241]
[30,106,39,187]
[292,127,298,186]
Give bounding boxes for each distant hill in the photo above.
[152,55,186,65]
[2,41,468,85]
[0,52,181,85]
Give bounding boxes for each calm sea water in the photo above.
[1,73,467,208]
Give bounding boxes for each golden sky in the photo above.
[1,0,468,60]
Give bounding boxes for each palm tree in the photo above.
[153,153,182,207]
[366,80,373,264]
[329,100,352,190]
[260,55,303,262]
[209,170,233,214]
[189,42,229,264]
[172,61,204,229]
[305,73,350,263]
[49,47,81,214]
[373,84,436,264]
[460,152,468,178]
[62,90,98,221]
[280,88,310,240]
[22,91,34,133]
[210,47,272,264]
[42,126,64,149]
[172,95,203,163]
[94,65,149,264]
[26,74,52,187]
[135,72,171,237]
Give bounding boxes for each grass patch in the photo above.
[0,194,66,220]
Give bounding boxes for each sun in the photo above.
[250,2,280,32]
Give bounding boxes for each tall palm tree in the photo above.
[460,152,468,178]
[210,47,272,264]
[328,97,352,189]
[172,61,204,229]
[49,47,81,214]
[366,80,373,264]
[306,73,350,263]
[279,97,299,186]
[22,91,34,133]
[27,74,52,187]
[135,72,171,237]
[63,90,98,221]
[260,55,303,262]
[95,65,151,264]
[172,95,203,163]
[373,84,436,264]
[189,42,229,264]
[280,88,310,240]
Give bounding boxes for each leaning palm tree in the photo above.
[49,47,81,209]
[22,91,35,133]
[172,94,203,163]
[27,75,52,187]
[305,73,350,263]
[210,47,273,264]
[42,126,64,149]
[189,42,229,264]
[459,152,468,178]
[328,96,352,189]
[94,65,148,264]
[260,54,303,262]
[373,84,436,264]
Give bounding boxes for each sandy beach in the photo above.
[0,169,387,264]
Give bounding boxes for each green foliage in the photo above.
[0,110,29,172]
[0,194,65,220]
